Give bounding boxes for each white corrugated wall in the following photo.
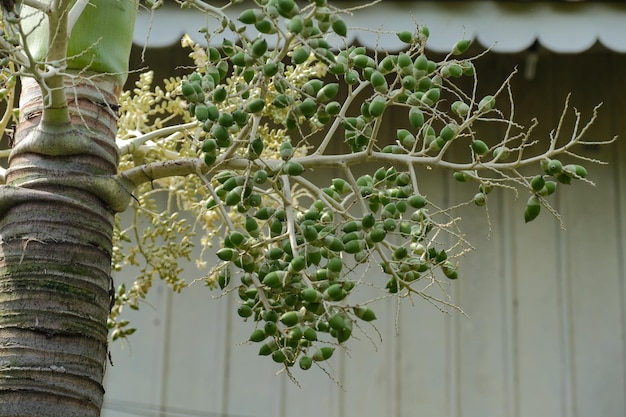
[102,49,626,417]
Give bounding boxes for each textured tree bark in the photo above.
[0,77,122,416]
[0,0,137,412]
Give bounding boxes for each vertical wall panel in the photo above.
[103,49,626,417]
[102,272,169,416]
[506,53,566,417]
[610,52,626,417]
[397,166,456,417]
[160,263,229,415]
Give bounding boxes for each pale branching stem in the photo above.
[181,0,227,20]
[314,81,370,155]
[408,163,420,195]
[120,158,206,188]
[550,94,571,152]
[219,123,252,162]
[117,122,198,155]
[122,107,602,185]
[290,175,345,214]
[197,173,235,231]
[342,166,368,213]
[280,175,299,281]
[249,273,273,312]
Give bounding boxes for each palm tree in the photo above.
[0,1,137,415]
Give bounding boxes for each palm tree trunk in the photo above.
[0,76,121,416]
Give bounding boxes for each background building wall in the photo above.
[101,37,626,417]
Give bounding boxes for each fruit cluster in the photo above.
[174,0,594,370]
[209,163,458,369]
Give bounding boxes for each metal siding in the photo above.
[102,51,626,417]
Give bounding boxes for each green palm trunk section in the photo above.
[0,1,137,415]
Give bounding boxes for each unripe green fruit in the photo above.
[408,107,424,129]
[324,284,347,301]
[453,171,472,182]
[325,101,341,115]
[238,8,262,24]
[344,239,365,254]
[524,195,541,223]
[271,349,287,364]
[422,88,440,106]
[217,247,236,261]
[232,109,248,126]
[258,340,278,356]
[368,96,386,118]
[227,231,246,248]
[452,39,471,55]
[537,181,557,196]
[299,355,313,370]
[251,38,268,57]
[317,83,339,102]
[530,175,545,191]
[397,52,412,69]
[249,329,267,342]
[353,54,372,69]
[370,71,387,93]
[354,306,376,321]
[225,188,242,206]
[331,15,347,37]
[288,16,304,33]
[344,70,360,85]
[378,56,396,74]
[202,138,217,153]
[327,256,343,273]
[444,64,463,78]
[280,311,300,326]
[255,19,276,34]
[194,104,210,122]
[312,346,334,361]
[328,313,346,331]
[451,100,470,117]
[478,95,496,112]
[303,326,317,341]
[393,246,408,260]
[292,46,310,64]
[361,214,376,229]
[263,271,285,288]
[471,139,488,155]
[251,170,267,186]
[473,192,487,206]
[545,159,563,175]
[302,288,322,303]
[440,123,458,142]
[324,236,344,252]
[368,228,386,243]
[218,113,234,128]
[213,87,227,103]
[298,98,317,119]
[283,161,304,176]
[493,146,510,161]
[402,75,417,90]
[442,261,458,279]
[181,81,195,98]
[245,98,266,113]
[238,304,253,318]
[408,195,426,209]
[397,31,413,43]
